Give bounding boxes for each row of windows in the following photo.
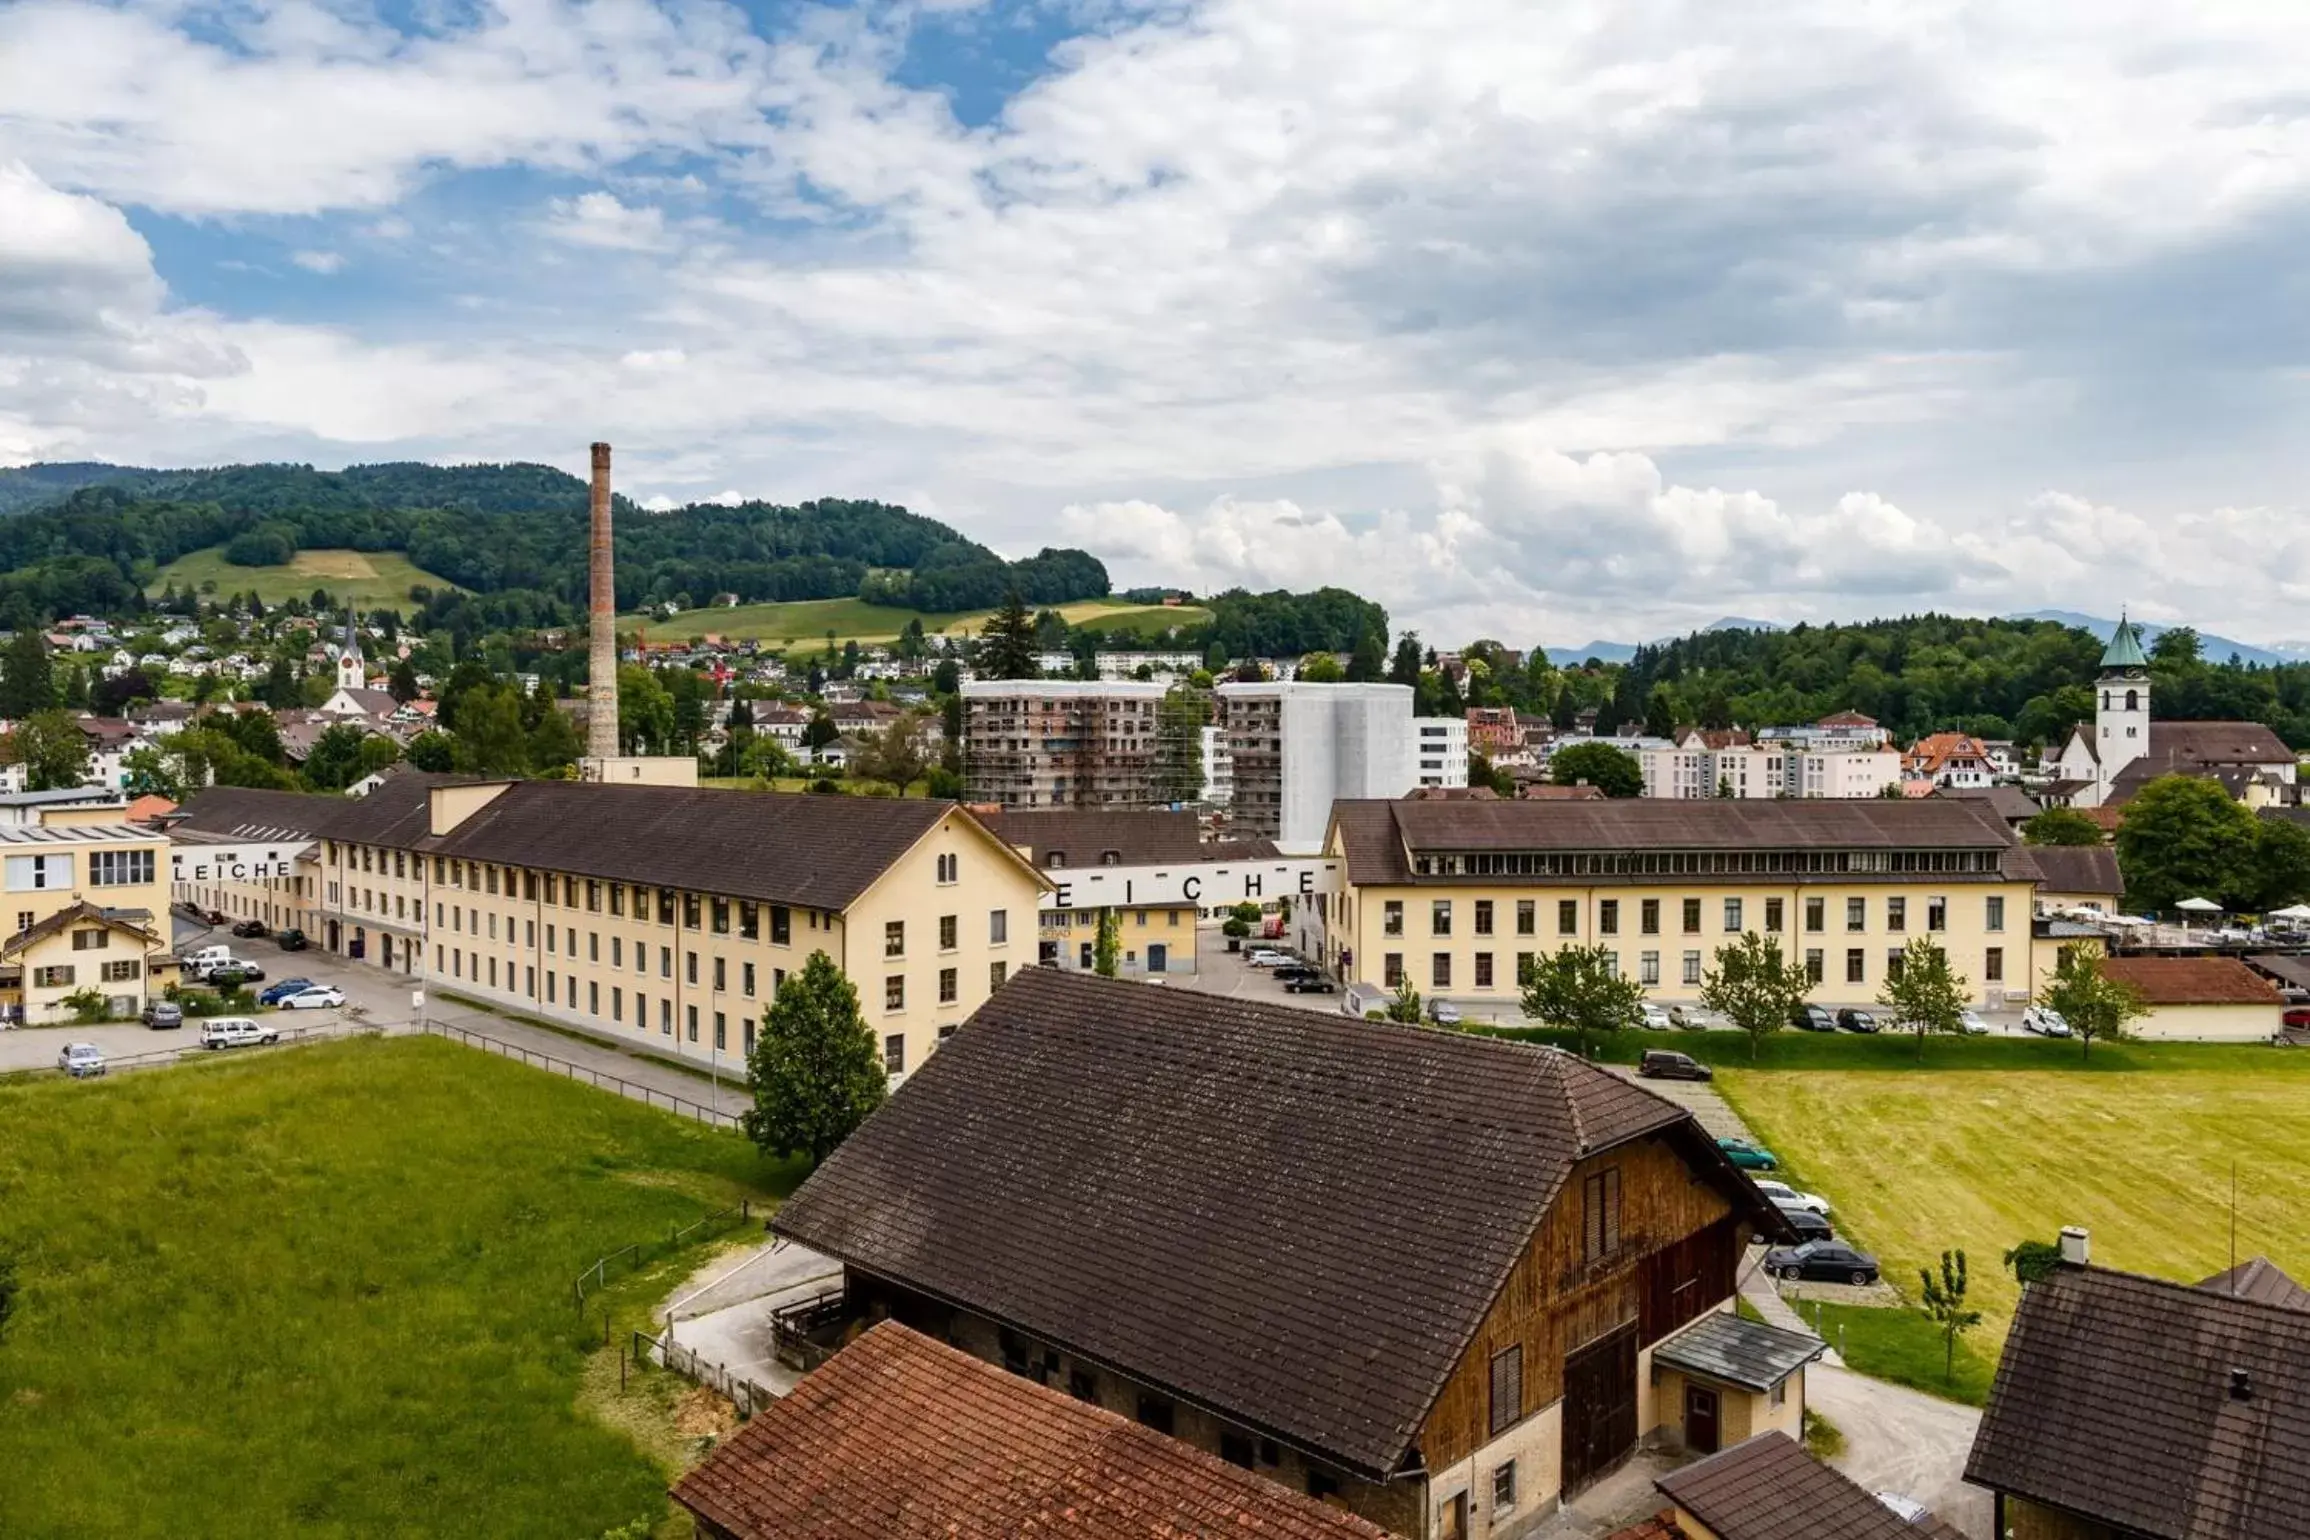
[1382,894,2006,938]
[1381,944,2008,990]
[6,848,157,892]
[31,959,141,988]
[1411,847,2003,878]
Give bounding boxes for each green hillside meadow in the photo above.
[149,546,462,608]
[0,1036,801,1539]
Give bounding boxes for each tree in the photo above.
[454,683,530,777]
[405,730,457,773]
[2003,1238,2065,1287]
[12,710,88,790]
[853,719,931,790]
[528,701,583,774]
[1877,936,1970,1059]
[741,735,797,782]
[1298,652,1345,683]
[1917,1249,1983,1385]
[1550,741,1644,797]
[388,656,421,704]
[740,950,888,1165]
[2149,625,2202,668]
[977,590,1040,680]
[1643,685,1677,740]
[2040,942,2148,1060]
[1093,907,1120,977]
[2247,815,2310,913]
[1388,632,1423,688]
[302,723,377,792]
[214,706,284,766]
[1347,624,1386,682]
[1383,977,1424,1023]
[120,744,186,801]
[2021,806,2103,846]
[1520,945,1644,1058]
[1701,932,1812,1062]
[931,658,961,695]
[0,628,54,718]
[802,710,838,753]
[616,664,675,755]
[2115,774,2259,912]
[1467,750,1515,797]
[92,667,158,715]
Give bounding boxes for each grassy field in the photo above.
[149,546,461,607]
[1718,1046,2310,1348]
[634,594,1212,648]
[0,1036,802,1539]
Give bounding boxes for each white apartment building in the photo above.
[1414,717,1469,788]
[1215,681,1419,854]
[1638,728,1901,800]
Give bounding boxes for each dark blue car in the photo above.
[259,978,315,1006]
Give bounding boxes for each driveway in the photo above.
[1810,1362,1989,1536]
[661,1236,843,1397]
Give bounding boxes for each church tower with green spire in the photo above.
[2094,612,2150,798]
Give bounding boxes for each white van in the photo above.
[182,945,234,970]
[199,1018,278,1050]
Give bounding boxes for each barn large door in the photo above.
[1561,1322,1638,1494]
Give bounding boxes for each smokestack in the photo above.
[586,442,620,761]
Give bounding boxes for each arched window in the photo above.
[2101,690,2111,711]
[2125,689,2138,712]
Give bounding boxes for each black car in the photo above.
[1790,1004,1836,1032]
[1284,975,1337,994]
[1638,1049,1712,1082]
[1836,1008,1881,1034]
[1773,1202,1833,1243]
[205,964,266,988]
[231,918,269,939]
[1762,1241,1880,1285]
[277,929,309,952]
[1272,964,1317,982]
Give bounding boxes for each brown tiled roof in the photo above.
[1518,783,1607,800]
[980,809,1208,868]
[1655,1431,1917,1540]
[0,901,158,960]
[1965,1264,2310,1537]
[2027,845,2122,896]
[2094,956,2281,1006]
[2109,722,2298,800]
[1942,785,2040,824]
[1328,797,2026,886]
[169,786,358,841]
[771,969,1766,1478]
[1603,1516,1689,1540]
[2198,1257,2310,1312]
[669,1322,1391,1540]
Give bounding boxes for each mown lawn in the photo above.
[638,594,1210,647]
[1717,1048,2310,1345]
[0,1036,802,1539]
[147,545,461,608]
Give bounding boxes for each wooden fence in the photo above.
[633,1326,778,1420]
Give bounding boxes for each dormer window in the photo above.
[1047,852,1066,869]
[1101,850,1122,866]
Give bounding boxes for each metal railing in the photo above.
[572,1199,755,1310]
[2,1020,383,1083]
[419,1019,743,1132]
[633,1325,779,1420]
[770,1286,848,1375]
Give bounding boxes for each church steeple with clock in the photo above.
[2093,613,2150,798]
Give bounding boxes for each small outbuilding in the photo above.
[2094,956,2285,1041]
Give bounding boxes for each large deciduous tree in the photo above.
[2115,775,2258,912]
[1520,945,1644,1058]
[12,710,89,791]
[1876,936,1970,1060]
[2020,807,2103,847]
[741,951,888,1166]
[1549,741,1644,798]
[1701,931,1812,1062]
[2039,943,2147,1060]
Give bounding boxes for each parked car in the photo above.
[1875,1494,1931,1525]
[201,909,225,925]
[1836,1008,1880,1034]
[277,928,309,952]
[1638,1049,1712,1082]
[276,985,346,1011]
[230,918,270,939]
[1790,1004,1836,1032]
[141,1001,183,1030]
[1774,1201,1834,1243]
[2022,1006,2073,1038]
[1958,1009,1991,1036]
[259,978,316,1006]
[2282,1006,2310,1030]
[1751,1178,1830,1216]
[1637,1002,1674,1031]
[1762,1240,1880,1286]
[181,945,234,970]
[1668,1004,1715,1030]
[1284,974,1337,995]
[1427,1000,1464,1027]
[58,1042,107,1077]
[202,961,266,986]
[174,900,207,921]
[1245,949,1290,968]
[201,1018,280,1049]
[1717,1136,1778,1171]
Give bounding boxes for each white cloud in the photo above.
[289,250,345,274]
[545,192,675,252]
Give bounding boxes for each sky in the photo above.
[5,0,2310,650]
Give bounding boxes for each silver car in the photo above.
[59,1042,106,1078]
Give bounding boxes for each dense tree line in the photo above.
[0,463,1109,622]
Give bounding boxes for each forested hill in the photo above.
[0,460,1107,621]
[1604,614,2310,749]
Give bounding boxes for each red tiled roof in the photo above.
[1656,1431,1918,1540]
[2095,956,2282,1006]
[669,1322,1391,1540]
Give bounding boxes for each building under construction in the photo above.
[963,679,1205,810]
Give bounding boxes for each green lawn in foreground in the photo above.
[1796,1300,1998,1407]
[635,594,1211,647]
[1718,1048,2310,1348]
[148,545,461,608]
[0,1036,801,1539]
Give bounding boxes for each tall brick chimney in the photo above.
[586,442,620,761]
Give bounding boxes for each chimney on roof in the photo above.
[586,442,620,762]
[2231,1368,2253,1402]
[2058,1225,2090,1267]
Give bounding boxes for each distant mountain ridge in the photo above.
[1545,616,1785,665]
[0,461,167,516]
[2001,610,2310,669]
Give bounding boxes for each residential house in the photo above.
[1467,707,1523,756]
[0,822,173,1022]
[1611,1430,1954,1540]
[166,776,1048,1077]
[1903,733,1996,790]
[1320,798,2043,1013]
[769,969,1798,1538]
[1965,1230,2310,1539]
[671,1322,1392,1540]
[2092,956,2284,1040]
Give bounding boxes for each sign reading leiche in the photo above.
[170,841,313,884]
